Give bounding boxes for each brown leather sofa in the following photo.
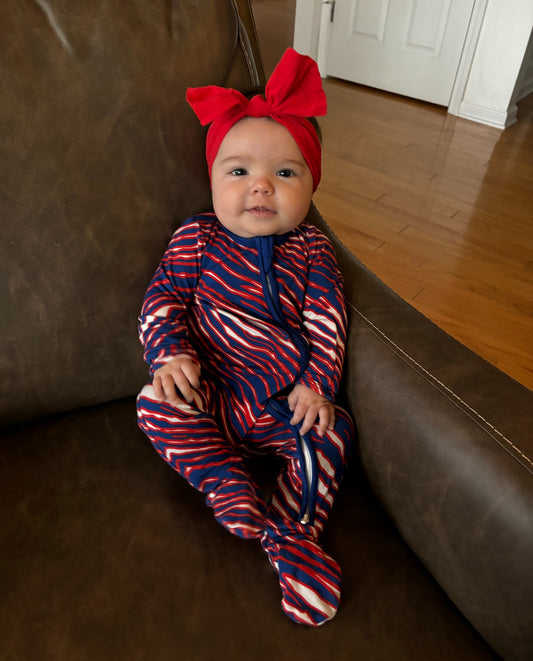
[2,1,532,659]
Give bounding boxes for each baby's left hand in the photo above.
[288,384,335,437]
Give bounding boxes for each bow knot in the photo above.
[246,94,270,118]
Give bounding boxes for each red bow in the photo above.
[186,48,327,191]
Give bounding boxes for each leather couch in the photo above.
[2,1,532,659]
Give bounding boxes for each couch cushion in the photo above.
[0,398,497,659]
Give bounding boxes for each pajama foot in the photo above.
[206,477,266,540]
[262,532,342,626]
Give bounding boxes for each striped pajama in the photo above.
[137,214,354,625]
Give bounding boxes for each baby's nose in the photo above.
[252,176,274,195]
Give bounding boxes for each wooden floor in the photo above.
[251,0,533,390]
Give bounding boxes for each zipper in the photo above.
[265,270,275,300]
[264,271,309,377]
[300,436,313,524]
[258,236,318,526]
[266,399,318,526]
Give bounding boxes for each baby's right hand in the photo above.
[152,356,201,408]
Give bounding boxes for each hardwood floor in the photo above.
[251,0,533,390]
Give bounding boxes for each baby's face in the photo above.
[210,117,314,238]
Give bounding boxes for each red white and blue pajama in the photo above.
[137,214,353,625]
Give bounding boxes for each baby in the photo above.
[137,48,353,626]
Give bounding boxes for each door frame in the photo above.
[294,0,489,116]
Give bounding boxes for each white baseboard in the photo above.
[456,101,518,129]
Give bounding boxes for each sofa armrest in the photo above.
[309,204,533,661]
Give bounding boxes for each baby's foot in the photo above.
[262,532,342,626]
[206,477,266,539]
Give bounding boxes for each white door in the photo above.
[323,0,476,106]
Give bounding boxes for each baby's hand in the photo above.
[287,384,335,437]
[152,356,201,408]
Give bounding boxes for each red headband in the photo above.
[186,48,327,192]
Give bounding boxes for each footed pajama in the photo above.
[137,214,354,624]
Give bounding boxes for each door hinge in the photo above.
[323,0,335,23]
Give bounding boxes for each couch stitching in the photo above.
[233,0,261,87]
[349,302,533,472]
[240,33,256,84]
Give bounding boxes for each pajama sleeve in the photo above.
[297,233,347,402]
[138,218,206,375]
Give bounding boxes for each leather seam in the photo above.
[348,302,533,473]
[233,0,261,87]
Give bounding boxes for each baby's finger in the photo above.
[171,370,196,404]
[317,405,335,437]
[190,388,205,412]
[182,361,201,390]
[158,373,185,406]
[287,390,297,411]
[152,374,165,401]
[289,400,306,427]
[299,406,319,436]
[328,407,335,430]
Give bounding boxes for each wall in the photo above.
[458,0,533,128]
[515,27,533,100]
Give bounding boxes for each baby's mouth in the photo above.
[247,206,276,217]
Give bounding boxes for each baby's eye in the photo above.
[230,167,248,176]
[277,169,295,178]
